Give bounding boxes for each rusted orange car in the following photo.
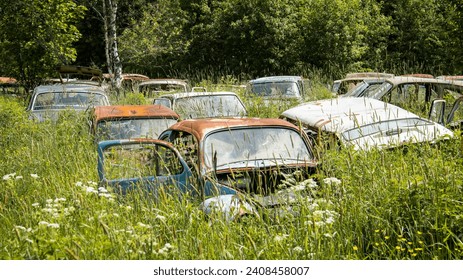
[91,104,179,141]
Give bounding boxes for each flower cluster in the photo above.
[2,173,39,181]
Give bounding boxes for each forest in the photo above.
[1,0,463,89]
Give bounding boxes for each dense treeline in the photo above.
[1,0,462,85]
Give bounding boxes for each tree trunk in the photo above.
[103,0,122,98]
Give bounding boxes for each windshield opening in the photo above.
[203,127,313,169]
[96,118,178,141]
[174,95,246,119]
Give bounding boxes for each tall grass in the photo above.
[1,78,463,260]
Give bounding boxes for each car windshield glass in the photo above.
[342,118,432,141]
[365,82,393,98]
[96,118,178,141]
[203,127,312,169]
[33,91,107,109]
[251,82,299,97]
[140,84,187,95]
[175,95,246,119]
[344,81,370,97]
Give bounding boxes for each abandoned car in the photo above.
[98,118,318,220]
[247,75,309,102]
[153,91,247,119]
[27,83,110,122]
[138,78,190,97]
[280,97,453,151]
[90,104,179,142]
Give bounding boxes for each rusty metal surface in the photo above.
[93,105,179,122]
[168,117,301,141]
[0,77,17,84]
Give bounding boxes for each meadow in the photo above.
[1,78,463,260]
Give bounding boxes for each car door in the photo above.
[97,139,195,198]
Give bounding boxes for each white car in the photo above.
[280,97,453,151]
[27,83,110,122]
[153,91,247,119]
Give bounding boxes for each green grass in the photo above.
[1,79,463,260]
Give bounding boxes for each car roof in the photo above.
[33,83,107,95]
[249,76,303,84]
[281,97,424,134]
[380,76,463,86]
[167,117,300,141]
[157,91,240,100]
[345,72,394,79]
[93,105,179,122]
[139,78,188,87]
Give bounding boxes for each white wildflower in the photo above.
[293,246,303,252]
[54,198,66,203]
[155,215,166,221]
[30,174,39,179]
[14,225,27,231]
[304,178,318,188]
[31,203,40,207]
[137,222,151,229]
[98,187,108,193]
[323,177,342,186]
[325,216,335,225]
[87,181,97,186]
[15,175,23,180]
[3,173,16,180]
[38,221,49,226]
[99,193,113,199]
[46,199,53,204]
[47,223,60,229]
[273,234,289,242]
[26,239,33,243]
[75,181,83,187]
[86,187,98,194]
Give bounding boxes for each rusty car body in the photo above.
[153,91,247,119]
[159,117,318,219]
[280,97,453,151]
[91,104,179,141]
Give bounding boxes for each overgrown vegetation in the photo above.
[1,76,463,259]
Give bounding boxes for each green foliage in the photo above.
[0,0,86,90]
[2,82,463,259]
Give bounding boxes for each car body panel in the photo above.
[280,97,453,150]
[97,139,239,198]
[91,105,180,141]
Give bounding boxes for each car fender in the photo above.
[200,194,256,221]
